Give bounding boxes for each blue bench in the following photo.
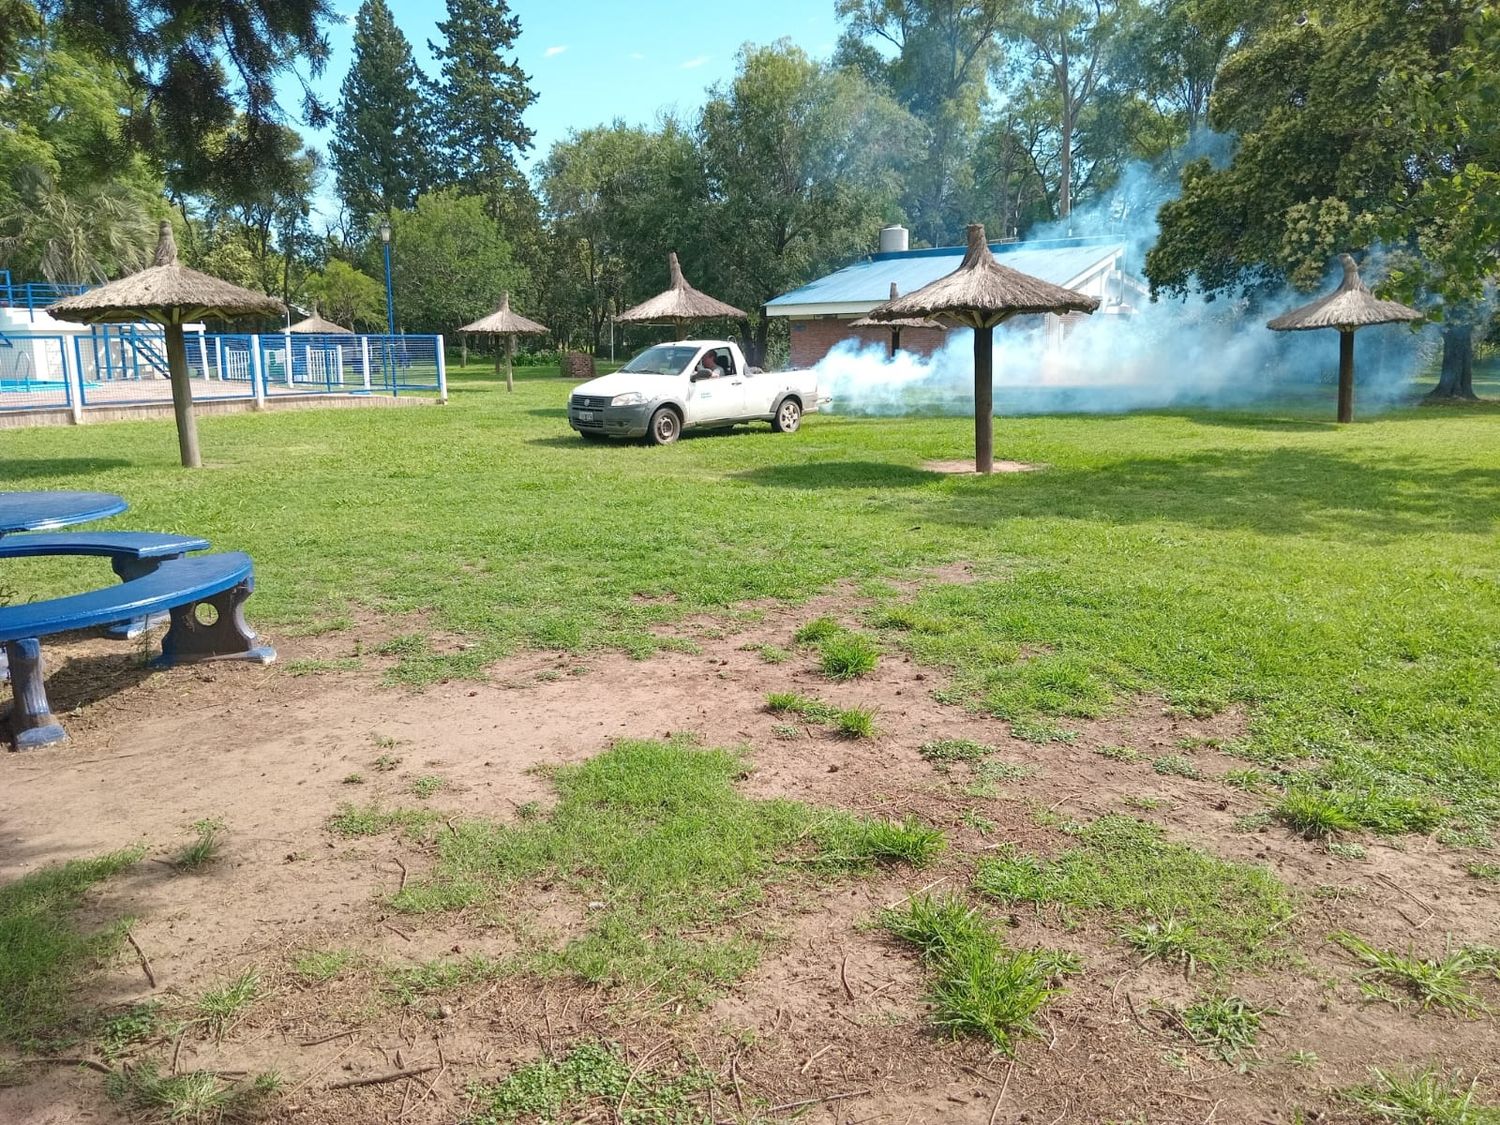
[0,531,213,637]
[1,551,275,749]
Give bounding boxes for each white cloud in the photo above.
[544,45,568,58]
[629,51,646,61]
[680,54,709,69]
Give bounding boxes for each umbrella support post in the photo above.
[164,321,202,468]
[890,328,900,358]
[974,326,994,474]
[1337,330,1355,423]
[507,333,515,393]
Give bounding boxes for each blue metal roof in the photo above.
[766,237,1125,312]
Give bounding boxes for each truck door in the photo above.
[688,347,745,423]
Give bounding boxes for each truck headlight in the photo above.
[610,392,646,407]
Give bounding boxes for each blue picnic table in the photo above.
[0,491,128,536]
[0,490,275,749]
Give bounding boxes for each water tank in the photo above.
[878,225,910,254]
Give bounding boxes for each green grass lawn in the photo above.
[5,363,1499,831]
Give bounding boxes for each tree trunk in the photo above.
[1429,323,1478,400]
[1337,330,1355,423]
[974,325,994,474]
[163,321,202,469]
[1058,38,1072,221]
[752,317,770,369]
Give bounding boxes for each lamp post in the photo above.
[379,221,395,337]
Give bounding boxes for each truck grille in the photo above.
[570,394,610,410]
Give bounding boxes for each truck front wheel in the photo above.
[647,407,681,445]
[772,398,802,433]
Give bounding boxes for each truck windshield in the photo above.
[619,345,699,375]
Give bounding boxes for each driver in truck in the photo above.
[694,350,721,379]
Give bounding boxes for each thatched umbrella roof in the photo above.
[615,252,746,333]
[48,220,284,468]
[873,224,1100,329]
[851,283,942,332]
[290,302,353,334]
[871,224,1099,474]
[1267,254,1421,424]
[49,220,285,327]
[459,291,549,393]
[460,291,548,336]
[1267,254,1420,332]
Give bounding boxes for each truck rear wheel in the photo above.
[647,406,681,445]
[772,398,802,433]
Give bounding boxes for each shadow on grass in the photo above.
[0,458,134,481]
[735,461,946,489]
[739,449,1500,540]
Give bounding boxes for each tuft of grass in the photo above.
[1152,754,1202,780]
[1009,718,1077,744]
[1123,917,1212,975]
[792,617,842,645]
[771,723,801,740]
[1466,863,1500,881]
[1343,1067,1500,1124]
[385,954,511,1005]
[1223,768,1270,791]
[755,644,789,664]
[1181,995,1265,1063]
[292,948,359,984]
[1327,841,1367,860]
[813,814,946,869]
[1094,744,1143,763]
[411,775,448,799]
[819,632,881,680]
[372,750,401,770]
[1276,783,1446,839]
[175,818,226,871]
[1274,788,1361,839]
[920,738,996,764]
[283,657,362,676]
[765,692,839,723]
[834,706,878,739]
[1288,1049,1320,1070]
[327,803,443,839]
[881,895,1062,1054]
[195,969,260,1040]
[106,1063,281,1124]
[341,772,365,785]
[973,816,1293,972]
[387,739,934,1002]
[1333,933,1493,1014]
[0,847,144,1047]
[468,1041,712,1125]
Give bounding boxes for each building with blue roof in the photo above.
[766,226,1147,367]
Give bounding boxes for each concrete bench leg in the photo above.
[108,556,175,639]
[4,638,67,751]
[155,580,276,668]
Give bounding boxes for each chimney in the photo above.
[878,225,909,255]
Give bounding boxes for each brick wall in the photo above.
[787,318,953,368]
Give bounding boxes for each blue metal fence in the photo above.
[0,325,445,415]
[0,270,88,320]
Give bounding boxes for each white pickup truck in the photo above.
[567,340,827,444]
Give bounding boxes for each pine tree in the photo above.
[429,0,537,197]
[330,0,434,230]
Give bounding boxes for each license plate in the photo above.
[577,410,595,422]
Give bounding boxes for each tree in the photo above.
[1146,1,1493,391]
[835,0,1013,245]
[0,33,161,280]
[429,0,537,203]
[384,190,526,334]
[700,42,917,361]
[305,260,386,328]
[538,121,707,351]
[330,0,436,232]
[1005,0,1131,220]
[20,0,332,193]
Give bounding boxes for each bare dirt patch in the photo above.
[922,459,1045,474]
[2,585,1497,1123]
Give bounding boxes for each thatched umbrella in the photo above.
[1267,254,1421,423]
[290,302,353,334]
[874,223,1099,474]
[615,252,746,339]
[851,282,942,358]
[48,221,283,468]
[460,291,549,393]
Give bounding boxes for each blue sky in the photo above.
[292,0,846,214]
